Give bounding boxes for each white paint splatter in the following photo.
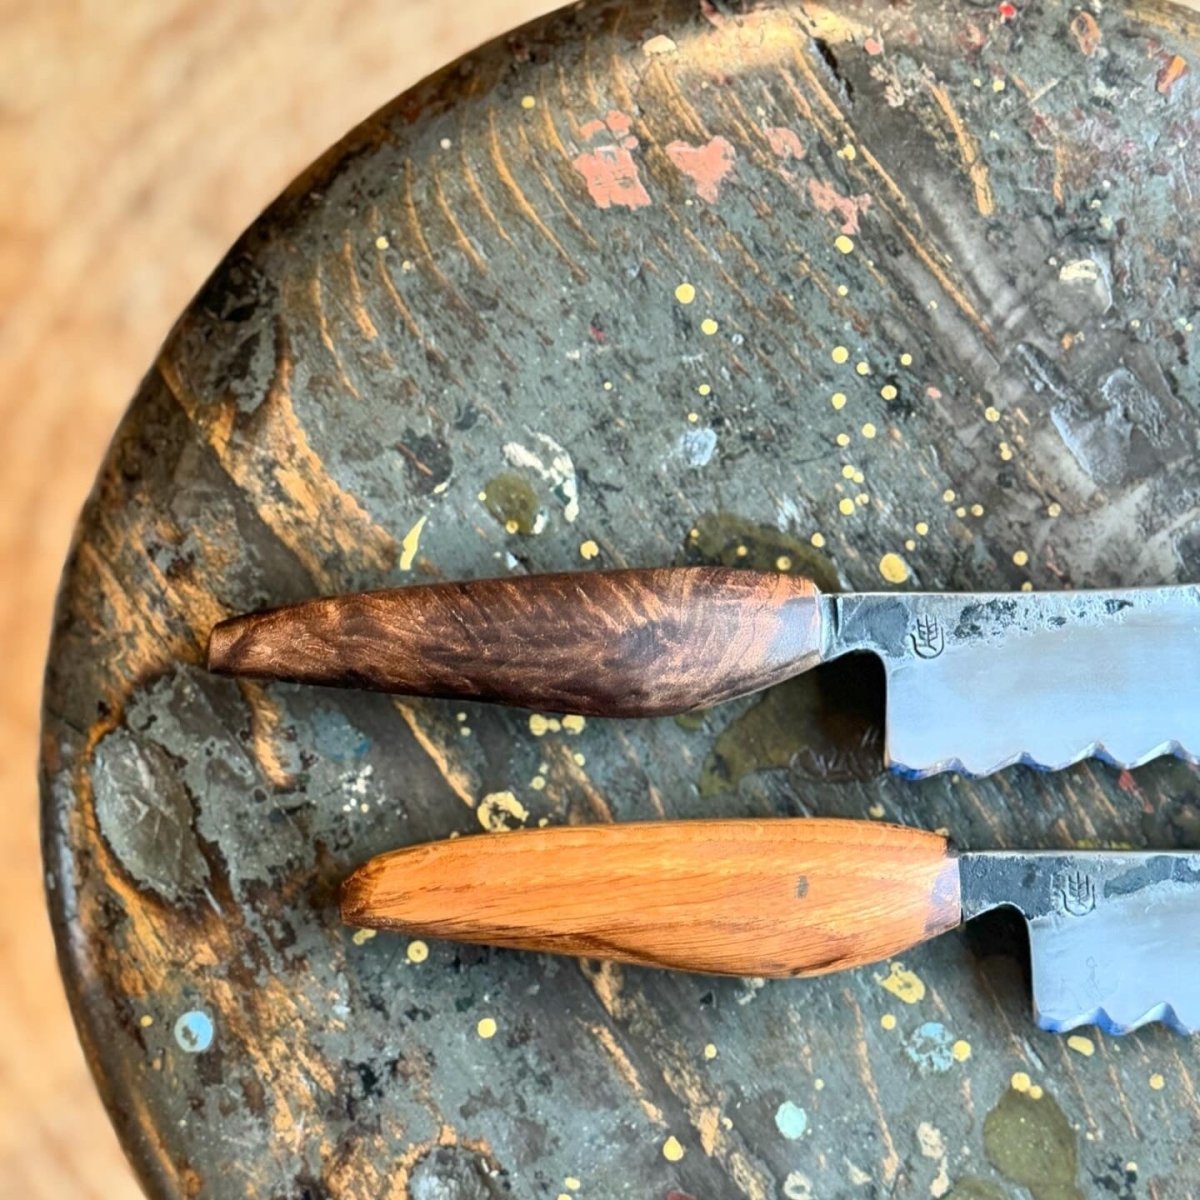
[917,1121,950,1198]
[503,434,579,522]
[677,427,718,468]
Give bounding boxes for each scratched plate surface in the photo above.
[40,1,1200,1197]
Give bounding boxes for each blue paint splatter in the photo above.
[774,1100,809,1140]
[174,1010,214,1054]
[679,427,718,468]
[905,1021,954,1074]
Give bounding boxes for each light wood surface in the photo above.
[342,819,962,976]
[0,3,554,1194]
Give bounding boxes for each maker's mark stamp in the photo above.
[1053,869,1096,917]
[910,615,945,659]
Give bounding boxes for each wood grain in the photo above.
[0,4,556,1197]
[341,819,962,977]
[208,567,824,716]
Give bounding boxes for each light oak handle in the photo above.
[207,567,824,717]
[340,819,961,978]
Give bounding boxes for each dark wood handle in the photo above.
[207,567,824,717]
[340,819,961,978]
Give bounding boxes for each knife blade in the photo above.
[340,817,1200,1035]
[207,567,1200,777]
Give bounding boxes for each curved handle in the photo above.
[207,567,824,717]
[340,819,962,978]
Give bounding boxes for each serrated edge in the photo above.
[1036,1001,1193,1037]
[889,738,1200,780]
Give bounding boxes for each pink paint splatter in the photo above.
[571,110,651,210]
[666,136,737,203]
[864,35,884,56]
[765,126,805,161]
[808,178,872,235]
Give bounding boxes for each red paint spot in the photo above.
[998,2,1017,20]
[1116,769,1139,795]
[765,126,806,161]
[926,386,943,399]
[589,323,607,343]
[807,178,872,235]
[864,35,884,55]
[666,136,737,203]
[571,110,652,210]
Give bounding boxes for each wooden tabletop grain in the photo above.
[0,4,554,1195]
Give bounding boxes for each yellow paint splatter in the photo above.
[565,1179,582,1192]
[811,532,826,548]
[603,380,613,391]
[861,422,877,438]
[984,406,1001,422]
[1048,502,1062,518]
[855,360,871,376]
[675,282,696,304]
[879,553,909,584]
[877,961,926,1004]
[834,234,855,254]
[477,790,529,832]
[530,775,546,790]
[687,412,699,423]
[943,489,956,503]
[735,544,748,557]
[838,498,856,516]
[868,802,886,818]
[1021,581,1033,592]
[375,234,390,250]
[1012,549,1029,566]
[832,345,850,364]
[880,1013,897,1031]
[899,352,913,366]
[955,506,967,518]
[992,77,1006,92]
[880,384,898,401]
[905,538,916,552]
[700,317,719,336]
[836,433,851,447]
[662,1136,685,1162]
[573,752,586,766]
[952,1040,972,1062]
[703,1043,718,1060]
[562,714,586,734]
[1029,1085,1044,1101]
[999,441,1013,461]
[1011,1071,1032,1093]
[1067,1034,1095,1057]
[838,143,858,160]
[1150,1073,1165,1091]
[521,95,537,109]
[776,555,793,571]
[529,714,562,736]
[856,493,869,506]
[915,521,929,536]
[698,383,712,396]
[477,1016,498,1038]
[399,514,428,570]
[580,539,600,560]
[139,1015,154,1028]
[407,940,429,963]
[352,928,377,946]
[970,503,984,517]
[831,392,847,410]
[836,283,849,296]
[841,464,856,479]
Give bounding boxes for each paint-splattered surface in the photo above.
[39,0,1200,1195]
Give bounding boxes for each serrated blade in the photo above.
[825,586,1200,777]
[960,849,1200,1034]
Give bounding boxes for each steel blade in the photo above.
[824,586,1200,777]
[960,849,1200,1034]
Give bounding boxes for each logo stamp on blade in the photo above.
[910,615,945,659]
[1053,869,1096,917]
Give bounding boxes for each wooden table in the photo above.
[41,0,1200,1195]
